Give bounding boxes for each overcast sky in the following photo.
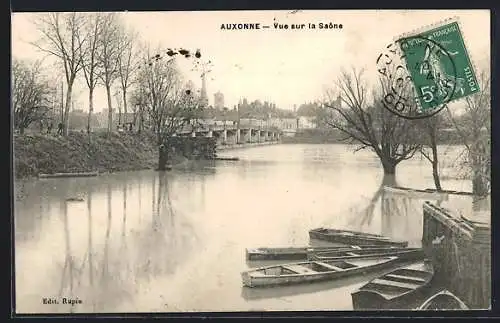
[11,10,490,112]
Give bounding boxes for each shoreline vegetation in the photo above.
[14,128,467,181]
[281,129,467,145]
[14,132,162,180]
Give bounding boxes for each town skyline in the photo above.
[11,10,490,113]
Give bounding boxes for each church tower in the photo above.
[200,73,209,107]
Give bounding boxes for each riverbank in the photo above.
[13,132,282,181]
[14,132,163,180]
[282,129,466,144]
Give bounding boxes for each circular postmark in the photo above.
[376,34,458,120]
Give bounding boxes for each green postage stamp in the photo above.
[397,20,480,112]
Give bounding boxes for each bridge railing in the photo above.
[177,118,280,134]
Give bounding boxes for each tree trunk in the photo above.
[87,89,94,134]
[19,127,25,135]
[472,175,488,196]
[381,173,398,187]
[431,148,442,191]
[122,90,128,125]
[471,145,489,196]
[118,107,122,126]
[138,106,143,134]
[106,85,113,134]
[157,145,168,171]
[429,134,442,191]
[472,165,488,196]
[63,80,74,136]
[380,157,397,175]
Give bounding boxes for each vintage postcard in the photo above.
[11,9,490,314]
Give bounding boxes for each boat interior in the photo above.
[358,268,431,298]
[317,228,384,237]
[315,248,408,258]
[257,260,360,276]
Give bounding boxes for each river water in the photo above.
[14,144,483,313]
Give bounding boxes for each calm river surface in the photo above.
[15,144,479,313]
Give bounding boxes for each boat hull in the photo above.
[38,171,99,178]
[245,245,396,261]
[309,248,424,262]
[242,257,399,288]
[309,228,408,247]
[351,261,434,310]
[417,290,469,310]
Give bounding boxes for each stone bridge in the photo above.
[175,119,282,145]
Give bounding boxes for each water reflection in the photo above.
[16,170,202,313]
[15,144,485,313]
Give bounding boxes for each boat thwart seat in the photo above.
[371,278,421,290]
[384,274,427,284]
[282,265,317,274]
[314,262,345,271]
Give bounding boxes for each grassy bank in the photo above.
[14,132,163,179]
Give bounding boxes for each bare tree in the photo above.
[96,13,125,134]
[117,30,139,127]
[77,13,104,134]
[129,86,146,133]
[447,71,490,196]
[136,50,202,170]
[31,13,87,136]
[323,68,421,175]
[417,116,443,190]
[12,58,54,134]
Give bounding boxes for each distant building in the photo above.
[298,116,316,129]
[214,91,224,110]
[200,74,209,107]
[268,118,297,129]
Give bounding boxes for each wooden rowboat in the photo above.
[246,245,401,261]
[417,290,469,310]
[214,156,240,161]
[309,228,408,247]
[38,171,99,178]
[351,260,434,310]
[241,256,399,288]
[308,247,424,262]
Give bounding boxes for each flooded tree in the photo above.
[31,13,87,136]
[135,48,203,170]
[447,71,491,196]
[323,68,421,174]
[416,115,445,191]
[12,59,54,134]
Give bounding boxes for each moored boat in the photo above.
[214,156,240,161]
[38,171,99,178]
[351,260,434,310]
[417,290,469,310]
[308,247,424,262]
[246,245,401,261]
[309,228,408,247]
[241,256,399,288]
